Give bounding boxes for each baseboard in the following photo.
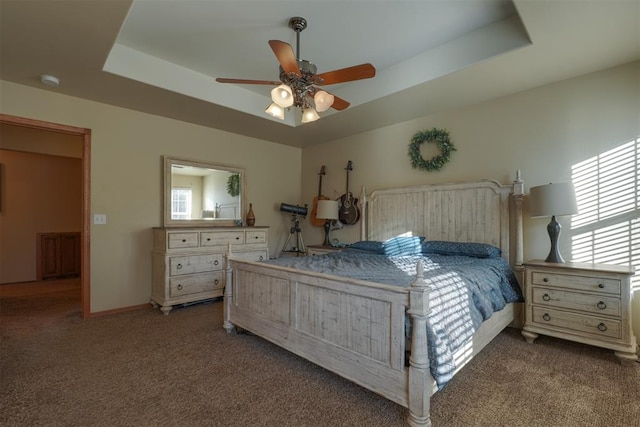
[89,303,149,318]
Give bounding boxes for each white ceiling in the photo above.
[1,1,638,148]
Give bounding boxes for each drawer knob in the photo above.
[207,238,211,241]
[182,239,186,243]
[259,256,264,261]
[254,236,259,239]
[542,277,549,283]
[214,279,219,285]
[596,301,607,310]
[214,260,219,266]
[236,237,240,240]
[597,323,607,332]
[176,263,182,270]
[598,283,605,289]
[177,284,183,290]
[542,294,551,302]
[543,313,551,321]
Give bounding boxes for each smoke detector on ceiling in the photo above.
[40,74,60,87]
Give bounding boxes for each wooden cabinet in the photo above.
[151,227,268,315]
[522,260,637,365]
[37,232,81,280]
[306,245,345,256]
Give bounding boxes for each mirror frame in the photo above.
[163,155,246,227]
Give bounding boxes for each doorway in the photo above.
[0,114,91,318]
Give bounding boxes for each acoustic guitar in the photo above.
[337,161,360,225]
[309,166,329,227]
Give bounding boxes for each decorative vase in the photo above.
[246,203,256,226]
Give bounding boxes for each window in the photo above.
[171,188,192,219]
[570,137,639,289]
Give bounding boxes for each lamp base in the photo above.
[544,215,565,263]
[323,220,332,246]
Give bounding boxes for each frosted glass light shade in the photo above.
[530,182,578,217]
[265,103,285,120]
[271,84,294,108]
[316,200,339,220]
[301,107,320,123]
[313,90,334,112]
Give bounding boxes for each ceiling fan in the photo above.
[216,17,376,123]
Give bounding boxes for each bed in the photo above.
[223,175,525,426]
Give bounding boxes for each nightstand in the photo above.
[521,260,637,365]
[307,245,345,256]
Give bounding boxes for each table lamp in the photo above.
[316,200,339,246]
[530,182,578,263]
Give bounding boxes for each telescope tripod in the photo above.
[279,214,306,257]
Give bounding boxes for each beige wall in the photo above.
[301,61,640,338]
[0,149,82,283]
[0,81,301,313]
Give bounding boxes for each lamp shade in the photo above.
[265,103,285,120]
[530,182,578,218]
[314,90,334,112]
[301,107,320,123]
[271,84,294,108]
[316,200,339,220]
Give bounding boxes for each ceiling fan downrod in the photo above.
[288,17,307,60]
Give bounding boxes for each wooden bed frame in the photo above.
[223,175,525,426]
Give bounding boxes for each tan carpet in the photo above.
[1,292,638,426]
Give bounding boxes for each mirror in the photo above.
[163,156,246,227]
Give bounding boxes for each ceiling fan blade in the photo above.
[268,40,301,76]
[331,95,350,111]
[216,78,281,85]
[316,63,376,86]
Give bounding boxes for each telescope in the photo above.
[280,203,308,217]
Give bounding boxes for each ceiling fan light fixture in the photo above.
[301,107,320,123]
[313,90,334,113]
[271,84,294,108]
[265,103,285,120]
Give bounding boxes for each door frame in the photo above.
[0,113,91,319]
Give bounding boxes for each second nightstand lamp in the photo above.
[530,182,578,263]
[316,200,339,246]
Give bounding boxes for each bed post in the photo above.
[407,260,432,427]
[512,170,525,282]
[223,242,235,334]
[359,186,367,241]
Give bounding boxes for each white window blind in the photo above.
[570,137,640,289]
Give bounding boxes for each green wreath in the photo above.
[408,128,456,171]
[226,174,240,197]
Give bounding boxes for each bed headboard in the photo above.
[360,176,524,267]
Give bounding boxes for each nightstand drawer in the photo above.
[531,307,621,339]
[531,271,620,295]
[531,287,621,317]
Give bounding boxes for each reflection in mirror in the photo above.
[163,156,246,227]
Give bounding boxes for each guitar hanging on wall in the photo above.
[309,166,329,227]
[337,161,360,225]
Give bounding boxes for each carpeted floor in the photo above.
[1,290,638,426]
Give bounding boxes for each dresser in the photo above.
[521,260,637,364]
[152,227,268,314]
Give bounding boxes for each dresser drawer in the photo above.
[167,232,199,249]
[169,254,223,276]
[531,271,621,295]
[245,230,267,244]
[531,287,621,317]
[201,231,245,246]
[231,250,268,262]
[169,272,224,297]
[531,307,621,339]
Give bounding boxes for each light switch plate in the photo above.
[94,214,107,225]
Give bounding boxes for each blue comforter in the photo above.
[263,249,523,389]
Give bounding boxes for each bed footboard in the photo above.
[224,256,432,426]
